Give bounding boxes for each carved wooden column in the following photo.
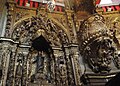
[64,45,76,86]
[20,45,30,86]
[5,0,15,37]
[6,41,18,86]
[52,47,62,85]
[13,44,30,86]
[69,44,82,86]
[65,10,77,43]
[53,47,68,86]
[0,38,16,86]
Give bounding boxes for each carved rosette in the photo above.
[78,14,120,73]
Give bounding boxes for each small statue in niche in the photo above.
[16,59,23,76]
[16,53,24,77]
[30,51,44,82]
[58,57,67,86]
[60,64,67,86]
[30,51,52,83]
[15,58,23,86]
[32,51,44,73]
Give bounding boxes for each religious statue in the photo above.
[15,58,23,86]
[32,52,44,73]
[30,51,52,84]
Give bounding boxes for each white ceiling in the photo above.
[100,0,112,5]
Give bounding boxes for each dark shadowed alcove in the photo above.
[32,36,51,52]
[30,35,53,85]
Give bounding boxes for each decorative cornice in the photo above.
[0,37,18,44]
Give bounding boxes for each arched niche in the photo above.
[28,35,54,84]
[10,16,71,86]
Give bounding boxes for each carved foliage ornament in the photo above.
[12,16,69,46]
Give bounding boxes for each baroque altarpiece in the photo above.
[0,0,120,86]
